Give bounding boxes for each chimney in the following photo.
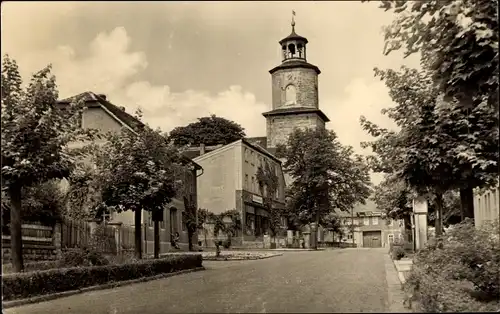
[97,94,107,100]
[200,143,206,155]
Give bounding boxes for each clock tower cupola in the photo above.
[263,12,330,149]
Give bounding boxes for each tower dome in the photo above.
[279,13,308,62]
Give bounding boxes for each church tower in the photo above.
[263,15,330,149]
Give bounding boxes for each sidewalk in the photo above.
[384,254,412,313]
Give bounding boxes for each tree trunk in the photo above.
[187,229,193,251]
[154,220,159,259]
[203,227,207,248]
[312,211,320,250]
[460,187,474,222]
[435,193,444,237]
[8,184,24,272]
[134,209,142,259]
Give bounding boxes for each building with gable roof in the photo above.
[58,92,202,252]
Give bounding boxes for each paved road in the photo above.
[7,248,390,313]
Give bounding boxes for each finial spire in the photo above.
[291,10,296,31]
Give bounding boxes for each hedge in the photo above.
[2,254,202,301]
[404,220,500,312]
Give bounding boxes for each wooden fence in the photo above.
[120,225,135,251]
[60,219,117,254]
[60,218,91,250]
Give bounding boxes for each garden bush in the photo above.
[2,254,202,301]
[405,219,500,312]
[59,247,109,267]
[391,245,406,260]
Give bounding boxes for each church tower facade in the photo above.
[263,17,330,148]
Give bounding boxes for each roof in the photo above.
[194,138,282,165]
[269,60,320,75]
[58,91,201,170]
[242,138,281,164]
[246,136,268,149]
[182,144,224,160]
[279,28,308,45]
[59,92,145,132]
[262,107,330,123]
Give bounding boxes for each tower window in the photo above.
[288,44,296,57]
[297,43,303,58]
[285,84,297,106]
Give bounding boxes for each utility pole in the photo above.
[351,207,355,245]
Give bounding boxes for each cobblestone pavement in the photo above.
[7,248,399,313]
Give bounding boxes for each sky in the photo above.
[1,1,420,185]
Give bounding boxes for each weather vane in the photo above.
[291,10,296,30]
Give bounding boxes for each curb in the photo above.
[391,259,406,288]
[384,254,411,313]
[203,253,283,261]
[3,266,205,309]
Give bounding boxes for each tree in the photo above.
[374,0,498,112]
[167,115,246,146]
[256,160,283,242]
[372,174,414,230]
[369,0,499,219]
[196,208,210,247]
[277,127,372,248]
[93,115,187,259]
[183,197,198,251]
[1,180,65,233]
[373,174,462,231]
[321,212,343,240]
[361,66,498,229]
[63,162,104,221]
[1,55,93,272]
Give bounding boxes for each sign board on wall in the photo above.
[252,195,263,204]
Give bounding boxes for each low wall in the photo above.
[1,223,58,263]
[319,241,357,248]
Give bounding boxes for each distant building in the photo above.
[322,210,405,248]
[58,91,202,252]
[190,139,287,247]
[473,185,500,228]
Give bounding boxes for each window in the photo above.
[352,218,358,225]
[246,212,255,236]
[245,174,249,190]
[363,217,369,226]
[388,219,393,226]
[160,212,165,229]
[285,84,297,106]
[148,212,153,227]
[251,177,255,192]
[347,233,353,240]
[372,217,378,225]
[244,148,248,162]
[388,234,394,243]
